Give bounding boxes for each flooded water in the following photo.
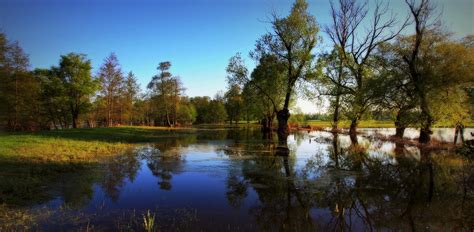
[1,127,473,231]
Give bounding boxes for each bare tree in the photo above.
[325,0,408,136]
[402,0,439,143]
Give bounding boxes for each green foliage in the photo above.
[58,53,99,128]
[191,96,227,124]
[98,53,124,126]
[0,33,43,131]
[224,84,243,124]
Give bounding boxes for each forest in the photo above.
[0,0,472,145]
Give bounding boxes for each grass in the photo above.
[0,126,195,163]
[306,120,474,128]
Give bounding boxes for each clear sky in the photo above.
[0,0,472,113]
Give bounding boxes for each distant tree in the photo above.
[0,33,42,131]
[148,61,182,127]
[98,53,124,127]
[191,96,211,124]
[209,98,228,124]
[224,84,243,124]
[177,97,197,125]
[57,53,98,128]
[35,68,71,129]
[191,96,227,124]
[122,71,141,125]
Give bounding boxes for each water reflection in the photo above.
[0,128,472,231]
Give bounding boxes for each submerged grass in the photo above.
[306,120,474,128]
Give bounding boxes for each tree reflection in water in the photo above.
[224,130,474,231]
[1,128,472,231]
[100,148,142,202]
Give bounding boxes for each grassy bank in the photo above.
[0,126,194,163]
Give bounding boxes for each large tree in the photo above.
[148,61,176,127]
[247,0,318,141]
[313,48,353,131]
[58,53,98,128]
[401,0,442,143]
[98,53,124,127]
[325,0,407,136]
[226,53,287,136]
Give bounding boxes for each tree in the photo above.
[401,0,439,143]
[224,84,243,124]
[122,71,141,125]
[325,0,407,136]
[148,61,182,127]
[191,96,227,124]
[35,68,71,129]
[225,0,319,141]
[375,42,418,138]
[226,53,287,135]
[256,0,319,141]
[98,53,124,127]
[0,33,43,131]
[313,48,352,131]
[58,53,98,128]
[176,97,197,125]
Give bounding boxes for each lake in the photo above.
[1,127,473,231]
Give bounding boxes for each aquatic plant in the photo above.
[142,210,156,232]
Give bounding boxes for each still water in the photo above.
[1,128,473,231]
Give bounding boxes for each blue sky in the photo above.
[0,0,472,113]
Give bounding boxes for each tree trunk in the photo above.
[277,109,290,142]
[349,118,358,135]
[419,126,432,144]
[14,73,19,131]
[72,115,78,128]
[332,95,340,131]
[395,127,406,139]
[418,93,433,144]
[453,123,465,145]
[394,109,406,139]
[261,115,274,139]
[331,132,340,168]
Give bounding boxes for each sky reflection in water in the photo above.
[3,128,473,231]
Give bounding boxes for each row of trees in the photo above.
[0,33,233,130]
[225,0,473,143]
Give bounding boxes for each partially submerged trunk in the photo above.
[261,115,274,140]
[349,118,358,135]
[277,109,290,142]
[419,126,432,144]
[332,95,340,131]
[331,132,340,169]
[418,97,433,144]
[394,110,406,139]
[453,123,465,145]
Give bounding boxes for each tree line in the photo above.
[0,34,233,130]
[224,0,473,143]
